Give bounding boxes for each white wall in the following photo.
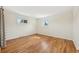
[4,9,37,40]
[73,7,79,50]
[37,10,73,40]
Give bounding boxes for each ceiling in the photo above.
[4,6,72,18]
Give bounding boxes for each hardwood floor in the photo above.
[1,34,76,53]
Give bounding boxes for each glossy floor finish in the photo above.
[1,34,76,53]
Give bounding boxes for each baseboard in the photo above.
[5,33,36,40]
[37,33,72,40]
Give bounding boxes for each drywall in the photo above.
[37,10,73,40]
[4,7,74,42]
[5,6,72,18]
[73,7,79,50]
[4,9,37,40]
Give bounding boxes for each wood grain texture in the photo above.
[1,34,76,53]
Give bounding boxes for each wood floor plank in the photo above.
[1,34,76,53]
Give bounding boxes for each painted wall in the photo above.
[4,9,37,40]
[37,10,73,40]
[73,7,79,50]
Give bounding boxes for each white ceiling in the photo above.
[4,6,72,18]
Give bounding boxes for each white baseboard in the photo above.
[5,33,36,40]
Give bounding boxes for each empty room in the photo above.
[0,6,79,53]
